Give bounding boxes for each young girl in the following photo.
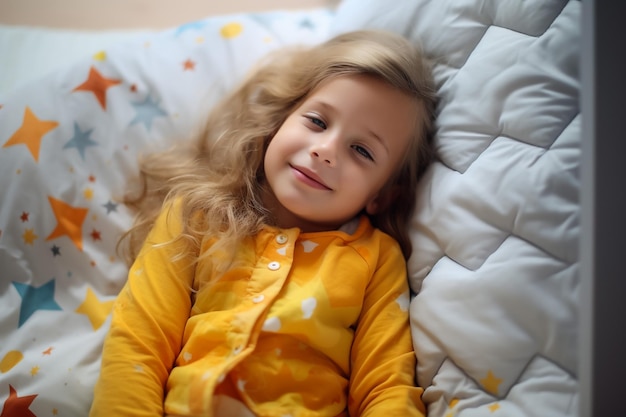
[90,29,436,417]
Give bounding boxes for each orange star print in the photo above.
[183,59,196,70]
[45,196,89,251]
[2,106,58,161]
[0,385,37,417]
[72,66,122,110]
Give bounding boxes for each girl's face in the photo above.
[263,74,417,232]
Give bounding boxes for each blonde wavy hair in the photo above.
[120,29,437,266]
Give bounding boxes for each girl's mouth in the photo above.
[290,165,333,190]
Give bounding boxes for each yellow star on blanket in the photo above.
[75,287,114,330]
[480,370,503,396]
[2,107,58,162]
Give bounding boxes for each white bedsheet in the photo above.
[0,25,153,97]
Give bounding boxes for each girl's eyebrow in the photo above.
[366,129,388,153]
[307,99,335,113]
[307,99,389,153]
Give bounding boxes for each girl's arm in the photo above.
[348,237,426,417]
[90,202,195,416]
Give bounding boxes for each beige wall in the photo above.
[0,0,337,30]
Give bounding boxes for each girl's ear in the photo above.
[366,185,401,215]
[365,197,379,215]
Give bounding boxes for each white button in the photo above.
[268,261,280,270]
[276,234,288,244]
[252,294,265,303]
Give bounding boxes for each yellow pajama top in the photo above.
[90,203,424,417]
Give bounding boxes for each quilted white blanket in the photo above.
[0,1,580,416]
[334,0,581,415]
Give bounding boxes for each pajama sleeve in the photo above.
[348,235,425,417]
[90,202,196,416]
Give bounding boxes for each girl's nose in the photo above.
[310,136,337,167]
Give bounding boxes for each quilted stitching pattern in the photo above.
[333,0,580,415]
[410,2,580,415]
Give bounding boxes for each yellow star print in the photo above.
[22,228,38,245]
[220,22,243,38]
[0,350,24,373]
[75,287,114,330]
[93,51,106,61]
[3,107,59,162]
[481,370,503,395]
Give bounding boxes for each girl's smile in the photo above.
[290,164,333,190]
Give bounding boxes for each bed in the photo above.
[0,0,580,416]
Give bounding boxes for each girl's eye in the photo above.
[307,116,327,130]
[352,145,374,161]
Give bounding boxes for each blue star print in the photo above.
[63,122,98,160]
[129,96,167,131]
[300,18,315,29]
[13,280,63,327]
[175,20,206,36]
[103,200,118,214]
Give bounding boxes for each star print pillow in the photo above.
[0,9,332,416]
